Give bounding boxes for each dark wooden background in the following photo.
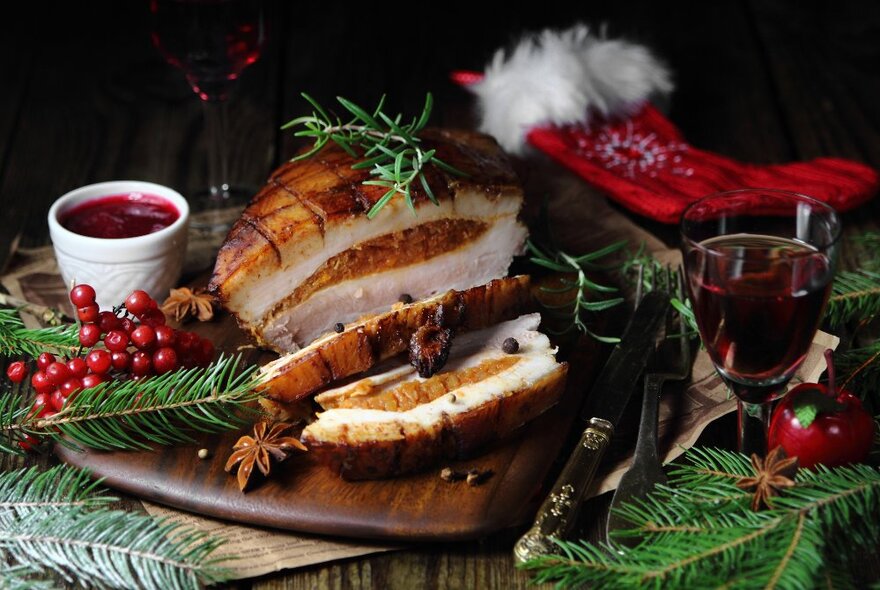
[1,1,879,588]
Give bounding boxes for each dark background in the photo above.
[1,1,878,587]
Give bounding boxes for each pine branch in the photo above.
[0,567,59,590]
[0,465,114,513]
[519,447,880,589]
[0,308,79,358]
[0,506,230,589]
[836,341,880,410]
[825,270,880,329]
[1,354,262,452]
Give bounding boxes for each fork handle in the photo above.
[513,417,614,563]
[633,375,663,465]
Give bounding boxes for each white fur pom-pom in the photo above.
[471,25,673,155]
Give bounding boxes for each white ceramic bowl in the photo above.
[48,181,190,310]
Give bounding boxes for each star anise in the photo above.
[224,421,307,492]
[161,287,216,322]
[735,446,799,511]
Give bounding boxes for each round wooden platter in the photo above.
[55,313,604,541]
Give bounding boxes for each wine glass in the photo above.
[149,0,265,230]
[681,189,840,456]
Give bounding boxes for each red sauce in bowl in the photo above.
[60,193,180,239]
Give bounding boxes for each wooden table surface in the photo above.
[2,2,879,588]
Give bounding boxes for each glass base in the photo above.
[188,185,252,233]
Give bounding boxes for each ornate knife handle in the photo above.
[513,417,614,563]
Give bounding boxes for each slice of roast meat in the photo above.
[301,314,568,480]
[257,276,533,405]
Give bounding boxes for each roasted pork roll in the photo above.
[209,129,527,352]
[301,314,567,479]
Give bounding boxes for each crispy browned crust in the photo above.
[301,363,568,480]
[208,129,519,312]
[257,276,534,404]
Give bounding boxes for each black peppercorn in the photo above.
[398,293,414,304]
[502,337,519,354]
[334,322,345,333]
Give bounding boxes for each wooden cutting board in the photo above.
[56,311,605,541]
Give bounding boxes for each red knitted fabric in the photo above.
[526,105,878,223]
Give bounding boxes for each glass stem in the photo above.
[737,400,771,456]
[203,99,230,200]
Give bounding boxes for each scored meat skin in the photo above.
[209,128,526,351]
[300,314,568,480]
[257,276,533,405]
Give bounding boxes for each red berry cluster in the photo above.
[5,284,216,450]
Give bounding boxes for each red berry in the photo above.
[70,284,96,308]
[46,361,71,386]
[177,331,198,353]
[194,338,215,366]
[97,311,120,333]
[130,325,157,351]
[66,358,88,379]
[18,432,40,452]
[79,323,101,348]
[131,351,153,376]
[37,352,55,370]
[111,350,131,371]
[86,349,112,375]
[152,347,179,374]
[29,392,51,418]
[104,330,130,353]
[117,317,135,335]
[60,378,83,398]
[6,361,27,383]
[139,308,166,327]
[125,290,154,317]
[31,371,54,394]
[50,388,68,412]
[154,325,177,348]
[77,304,99,323]
[82,373,106,390]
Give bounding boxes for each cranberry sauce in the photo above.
[61,193,179,239]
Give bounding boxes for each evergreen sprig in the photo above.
[0,465,233,589]
[526,239,627,343]
[282,93,466,219]
[825,269,880,328]
[0,308,79,358]
[836,341,880,410]
[0,465,113,514]
[520,447,880,589]
[1,354,262,453]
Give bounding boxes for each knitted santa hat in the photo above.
[453,25,877,223]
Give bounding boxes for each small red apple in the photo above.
[768,350,874,469]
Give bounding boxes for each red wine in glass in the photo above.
[150,0,264,102]
[149,0,265,229]
[689,234,834,404]
[681,189,840,456]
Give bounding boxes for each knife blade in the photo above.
[513,289,670,563]
[580,290,671,423]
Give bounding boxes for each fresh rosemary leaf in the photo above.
[283,93,466,218]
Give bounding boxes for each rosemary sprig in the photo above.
[0,308,79,358]
[526,239,627,343]
[282,93,466,219]
[1,354,262,453]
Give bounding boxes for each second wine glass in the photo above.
[681,189,840,456]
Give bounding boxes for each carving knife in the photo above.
[513,290,670,563]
